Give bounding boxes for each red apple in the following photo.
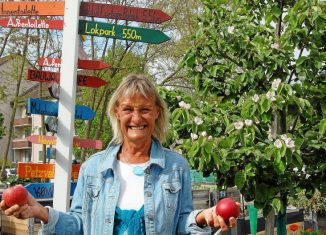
[2,185,28,207]
[215,197,240,221]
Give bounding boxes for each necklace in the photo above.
[120,154,149,176]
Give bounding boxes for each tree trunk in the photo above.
[265,209,276,235]
[0,29,30,181]
[0,29,12,57]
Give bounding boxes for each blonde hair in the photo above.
[108,74,169,144]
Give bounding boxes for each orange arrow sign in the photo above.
[18,162,80,179]
[0,2,65,16]
[27,69,107,88]
[27,135,103,149]
[38,57,111,70]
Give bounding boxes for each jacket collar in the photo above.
[97,138,165,173]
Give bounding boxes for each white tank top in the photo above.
[115,160,149,210]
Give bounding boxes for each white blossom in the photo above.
[176,139,184,145]
[169,143,175,149]
[271,43,280,49]
[266,91,276,101]
[236,67,244,74]
[302,165,306,173]
[201,131,207,137]
[176,96,181,101]
[252,94,259,103]
[184,103,191,110]
[179,101,191,110]
[293,167,299,173]
[194,117,204,125]
[234,121,244,130]
[227,26,235,34]
[191,133,198,140]
[208,135,213,141]
[272,78,282,91]
[305,174,311,179]
[285,138,295,149]
[176,149,183,155]
[245,119,253,126]
[195,64,203,72]
[274,139,282,149]
[280,134,288,140]
[225,89,230,96]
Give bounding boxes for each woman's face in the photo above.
[115,93,159,144]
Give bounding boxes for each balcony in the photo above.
[13,117,32,127]
[12,139,31,149]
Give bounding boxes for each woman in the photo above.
[1,74,237,234]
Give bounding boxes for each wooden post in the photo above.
[53,0,81,212]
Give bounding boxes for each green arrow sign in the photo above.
[78,20,170,44]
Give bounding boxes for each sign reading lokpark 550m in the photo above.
[79,20,170,44]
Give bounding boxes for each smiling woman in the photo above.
[0,74,238,235]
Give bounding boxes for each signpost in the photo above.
[79,2,171,24]
[25,182,77,199]
[79,20,170,44]
[27,98,95,120]
[0,2,65,16]
[18,163,80,180]
[39,57,111,70]
[0,18,63,30]
[27,69,107,88]
[27,135,103,149]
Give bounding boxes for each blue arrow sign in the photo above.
[27,98,95,120]
[25,182,77,199]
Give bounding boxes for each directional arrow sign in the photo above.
[27,98,95,120]
[39,57,111,70]
[0,2,65,16]
[25,182,77,199]
[27,135,103,149]
[0,18,63,30]
[27,69,107,88]
[79,2,171,24]
[18,162,80,179]
[77,60,111,70]
[79,20,170,44]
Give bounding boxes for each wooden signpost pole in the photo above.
[53,0,81,212]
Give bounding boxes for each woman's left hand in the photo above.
[195,204,239,231]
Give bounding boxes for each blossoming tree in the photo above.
[163,0,325,234]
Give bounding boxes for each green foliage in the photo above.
[168,0,326,215]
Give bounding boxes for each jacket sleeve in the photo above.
[177,161,211,234]
[38,165,86,235]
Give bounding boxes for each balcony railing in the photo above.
[12,139,32,149]
[13,117,32,127]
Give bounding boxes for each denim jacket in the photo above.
[39,138,211,234]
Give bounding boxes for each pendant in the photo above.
[133,166,144,176]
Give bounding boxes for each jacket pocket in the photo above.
[162,180,181,211]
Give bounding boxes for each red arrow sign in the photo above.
[0,18,63,30]
[39,57,111,70]
[38,58,61,68]
[79,2,171,24]
[27,135,103,150]
[78,60,111,70]
[27,69,107,88]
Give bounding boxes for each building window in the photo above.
[24,149,31,162]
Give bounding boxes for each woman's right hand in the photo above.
[0,193,49,223]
